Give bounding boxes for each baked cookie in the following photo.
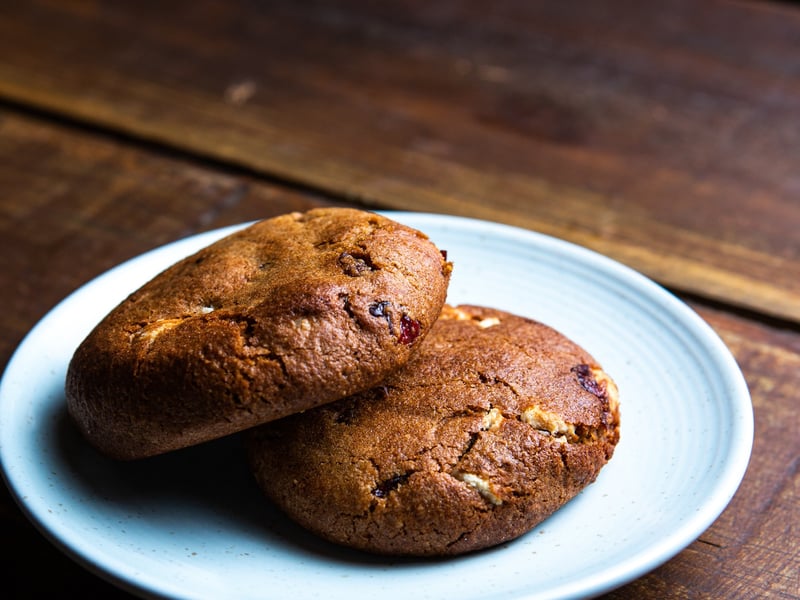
[246,305,620,556]
[66,208,452,460]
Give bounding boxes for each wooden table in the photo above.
[1,1,797,597]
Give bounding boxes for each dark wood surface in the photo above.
[0,1,798,598]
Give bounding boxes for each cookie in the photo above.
[246,305,620,556]
[66,208,452,460]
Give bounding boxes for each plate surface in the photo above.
[0,212,753,599]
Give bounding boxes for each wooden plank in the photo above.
[0,109,342,374]
[0,110,797,597]
[0,109,348,598]
[0,0,798,321]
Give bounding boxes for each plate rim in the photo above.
[0,211,754,599]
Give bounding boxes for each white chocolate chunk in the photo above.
[446,306,474,321]
[455,472,502,505]
[477,317,501,329]
[292,317,311,331]
[521,405,577,442]
[442,307,502,328]
[592,367,620,413]
[481,407,504,431]
[136,318,184,344]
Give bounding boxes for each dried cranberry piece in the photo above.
[369,302,420,344]
[369,300,397,338]
[440,249,448,261]
[369,301,390,318]
[571,364,607,398]
[372,473,411,498]
[398,315,421,345]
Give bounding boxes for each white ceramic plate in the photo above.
[0,212,753,599]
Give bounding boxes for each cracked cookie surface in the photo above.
[66,208,451,459]
[246,305,620,556]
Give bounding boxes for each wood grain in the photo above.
[0,0,798,321]
[1,107,797,598]
[0,109,350,598]
[0,110,342,373]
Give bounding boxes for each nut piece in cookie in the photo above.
[246,304,620,556]
[65,208,452,459]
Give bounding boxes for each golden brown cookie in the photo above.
[246,305,620,556]
[66,208,452,460]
